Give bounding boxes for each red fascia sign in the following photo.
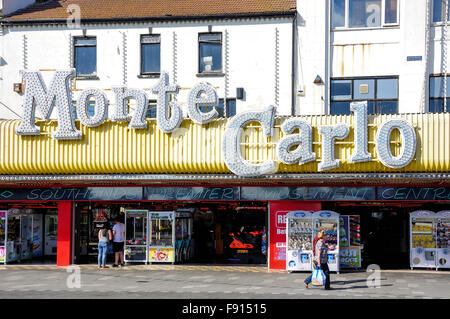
[269,201,321,270]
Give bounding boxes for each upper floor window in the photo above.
[73,37,97,76]
[72,101,95,119]
[429,76,450,112]
[141,34,161,75]
[198,33,222,74]
[146,100,157,118]
[331,77,399,115]
[332,0,399,29]
[198,98,236,117]
[432,0,450,23]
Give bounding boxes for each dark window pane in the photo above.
[354,79,375,99]
[217,99,225,117]
[72,103,77,120]
[146,102,157,118]
[331,80,352,100]
[433,0,449,23]
[377,78,398,99]
[199,42,222,72]
[367,101,375,114]
[332,0,346,28]
[430,77,442,97]
[429,99,444,113]
[384,0,398,24]
[88,101,95,117]
[141,43,161,73]
[75,46,96,75]
[349,0,382,28]
[376,101,398,114]
[227,99,236,117]
[217,99,237,117]
[430,76,450,98]
[199,105,211,113]
[331,102,351,115]
[433,0,442,22]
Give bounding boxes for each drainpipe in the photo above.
[325,0,331,115]
[292,11,298,115]
[444,0,449,111]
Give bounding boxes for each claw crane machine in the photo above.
[410,210,437,269]
[124,210,148,264]
[436,211,450,269]
[149,211,175,264]
[286,211,314,272]
[312,211,340,273]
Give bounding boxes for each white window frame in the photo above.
[332,0,400,30]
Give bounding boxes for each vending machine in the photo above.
[286,211,314,272]
[124,210,148,264]
[339,215,362,269]
[436,211,450,269]
[3,210,34,263]
[312,211,340,273]
[149,211,175,263]
[410,210,437,269]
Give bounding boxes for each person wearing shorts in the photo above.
[112,218,125,268]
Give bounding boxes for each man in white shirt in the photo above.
[112,218,126,268]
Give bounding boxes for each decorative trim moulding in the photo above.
[0,173,448,183]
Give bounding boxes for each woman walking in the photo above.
[315,230,331,290]
[98,224,112,269]
[304,230,323,288]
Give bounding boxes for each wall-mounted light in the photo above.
[13,83,23,93]
[314,75,323,84]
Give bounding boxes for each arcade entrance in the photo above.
[73,201,268,265]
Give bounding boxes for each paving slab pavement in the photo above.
[0,265,448,299]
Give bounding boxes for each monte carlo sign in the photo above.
[15,69,417,177]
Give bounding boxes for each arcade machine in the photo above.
[124,210,148,264]
[436,211,450,269]
[339,215,362,269]
[410,210,437,269]
[88,208,111,260]
[175,210,193,263]
[149,212,175,264]
[286,211,314,272]
[3,209,33,263]
[312,211,340,273]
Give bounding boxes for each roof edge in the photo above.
[1,10,297,26]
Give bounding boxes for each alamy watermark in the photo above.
[366,264,381,288]
[66,265,81,289]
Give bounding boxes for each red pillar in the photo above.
[268,201,321,270]
[57,201,73,267]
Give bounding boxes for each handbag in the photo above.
[311,267,326,286]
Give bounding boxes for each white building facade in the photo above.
[0,0,298,120]
[1,0,449,119]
